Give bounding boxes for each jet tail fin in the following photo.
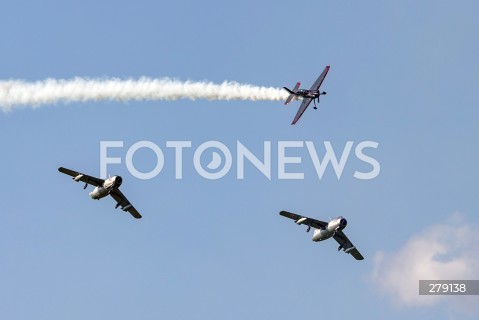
[283,82,300,105]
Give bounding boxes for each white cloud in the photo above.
[371,213,479,313]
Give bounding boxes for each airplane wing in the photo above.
[109,189,142,219]
[309,66,330,91]
[333,231,364,260]
[291,98,312,125]
[58,167,104,187]
[279,210,328,229]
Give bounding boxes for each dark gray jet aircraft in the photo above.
[59,167,142,219]
[283,66,330,125]
[280,210,363,260]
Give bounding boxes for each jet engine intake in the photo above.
[114,176,123,187]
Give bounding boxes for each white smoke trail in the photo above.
[0,77,289,111]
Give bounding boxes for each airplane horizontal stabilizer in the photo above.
[283,82,300,105]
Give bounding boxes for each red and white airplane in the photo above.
[283,66,330,125]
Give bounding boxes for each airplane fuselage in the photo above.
[296,89,321,99]
[311,216,347,242]
[89,176,123,200]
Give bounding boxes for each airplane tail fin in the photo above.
[283,82,300,105]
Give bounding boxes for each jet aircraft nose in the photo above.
[115,176,123,187]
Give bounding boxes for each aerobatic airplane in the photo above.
[279,210,363,260]
[283,66,330,125]
[58,167,142,219]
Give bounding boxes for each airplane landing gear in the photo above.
[306,226,311,232]
[313,96,320,109]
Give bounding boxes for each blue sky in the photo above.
[1,1,479,319]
